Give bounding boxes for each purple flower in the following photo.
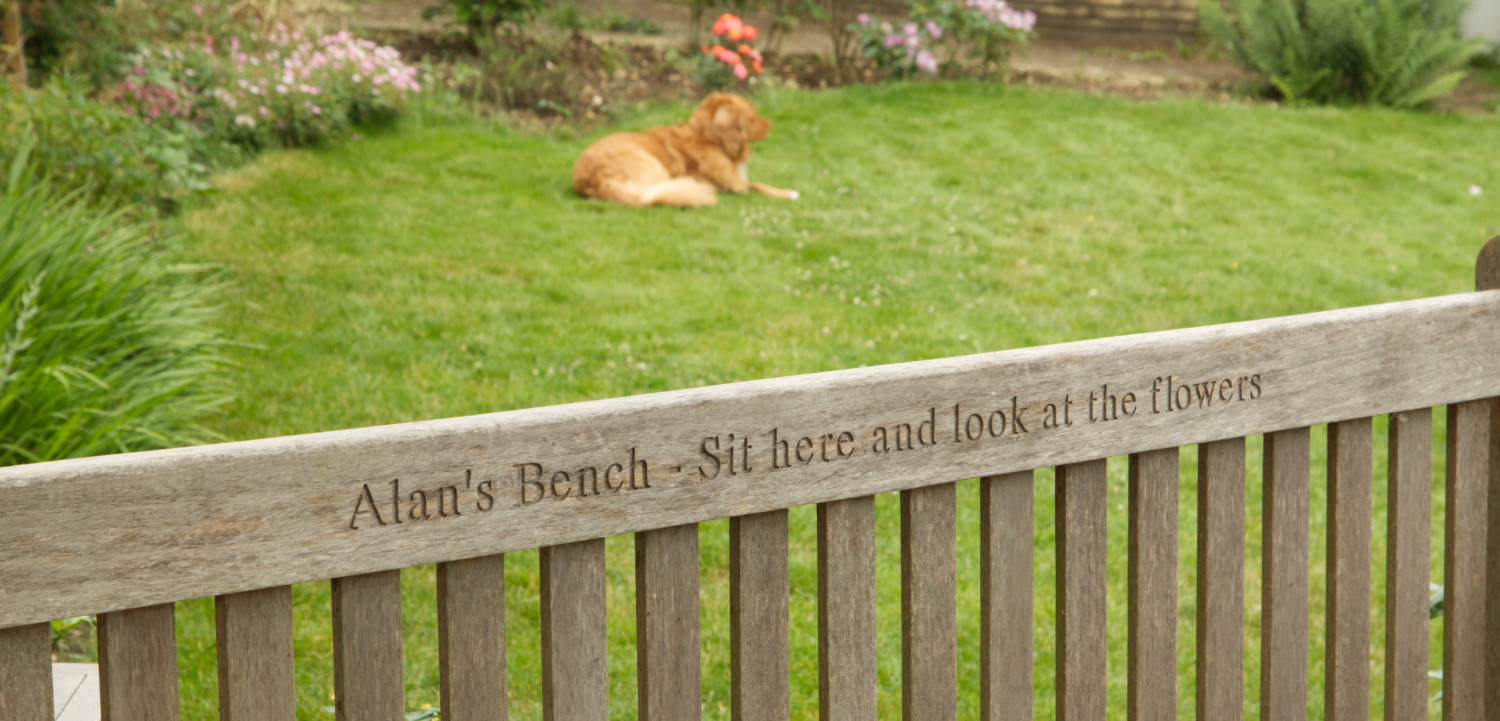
[883,33,906,47]
[916,49,938,74]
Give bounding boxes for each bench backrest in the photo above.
[4,238,1500,720]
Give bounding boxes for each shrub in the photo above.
[0,74,215,212]
[1202,0,1485,107]
[0,150,230,466]
[690,14,765,91]
[850,0,1035,78]
[422,0,549,45]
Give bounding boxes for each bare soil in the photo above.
[353,0,1499,114]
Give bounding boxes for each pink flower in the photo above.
[259,106,269,117]
[733,62,748,80]
[904,22,918,35]
[925,20,943,38]
[312,104,322,115]
[857,12,871,23]
[916,49,938,74]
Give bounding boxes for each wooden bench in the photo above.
[4,238,1500,721]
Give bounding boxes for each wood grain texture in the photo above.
[1385,409,1432,721]
[215,585,295,721]
[818,496,877,721]
[541,539,607,721]
[438,554,506,721]
[1196,438,1244,721]
[1127,448,1177,721]
[1057,459,1107,721]
[5,293,1500,628]
[1475,238,1500,717]
[636,524,701,721]
[1444,402,1487,721]
[902,482,957,721]
[1260,427,1309,721]
[1325,419,1372,721]
[731,510,789,721]
[0,622,53,721]
[99,603,179,721]
[332,570,404,721]
[981,471,1033,721]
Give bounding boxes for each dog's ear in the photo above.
[710,103,748,159]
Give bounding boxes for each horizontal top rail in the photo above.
[2,290,1499,628]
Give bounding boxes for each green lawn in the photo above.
[176,82,1499,720]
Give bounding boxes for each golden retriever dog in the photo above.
[573,92,799,207]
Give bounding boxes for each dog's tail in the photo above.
[605,176,718,207]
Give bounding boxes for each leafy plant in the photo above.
[422,0,549,45]
[0,147,230,466]
[850,0,1035,78]
[691,13,766,90]
[1202,0,1485,107]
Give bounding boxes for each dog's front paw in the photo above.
[788,190,800,201]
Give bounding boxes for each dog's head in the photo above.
[689,92,770,162]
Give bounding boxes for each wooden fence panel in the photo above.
[1057,459,1108,721]
[332,570,404,721]
[1444,401,1488,721]
[1196,438,1244,721]
[1325,418,1372,721]
[0,622,53,721]
[99,602,179,721]
[1261,428,1309,721]
[1384,409,1431,720]
[541,539,608,721]
[981,471,1034,721]
[637,524,701,721]
[216,585,295,721]
[731,510,790,721]
[1128,448,1178,721]
[438,554,507,721]
[819,496,877,721]
[902,482,957,721]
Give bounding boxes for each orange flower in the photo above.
[737,44,751,55]
[743,25,758,41]
[727,25,743,41]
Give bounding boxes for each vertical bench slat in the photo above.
[1128,448,1178,721]
[1445,401,1489,721]
[1057,459,1108,721]
[636,524,702,721]
[98,602,180,721]
[1488,399,1500,717]
[541,539,608,721]
[0,622,53,721]
[1196,438,1245,721]
[216,585,295,721]
[1326,419,1372,721]
[1261,427,1310,721]
[981,471,1034,721]
[818,496,877,721]
[332,570,404,721]
[902,482,957,721]
[731,510,790,721]
[438,555,507,721]
[1384,408,1431,720]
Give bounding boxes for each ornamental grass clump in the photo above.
[0,150,230,466]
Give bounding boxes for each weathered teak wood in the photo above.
[730,510,789,721]
[1260,428,1309,721]
[1474,236,1500,718]
[902,482,957,721]
[1384,408,1431,720]
[1196,438,1244,721]
[6,292,1500,628]
[1127,448,1177,721]
[541,539,608,721]
[98,602,180,721]
[331,570,404,721]
[1444,401,1488,721]
[981,471,1033,721]
[438,554,507,721]
[1325,418,1372,721]
[216,585,295,721]
[818,496,877,721]
[1057,459,1107,721]
[636,524,702,721]
[0,622,53,721]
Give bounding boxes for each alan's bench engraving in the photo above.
[345,372,1264,530]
